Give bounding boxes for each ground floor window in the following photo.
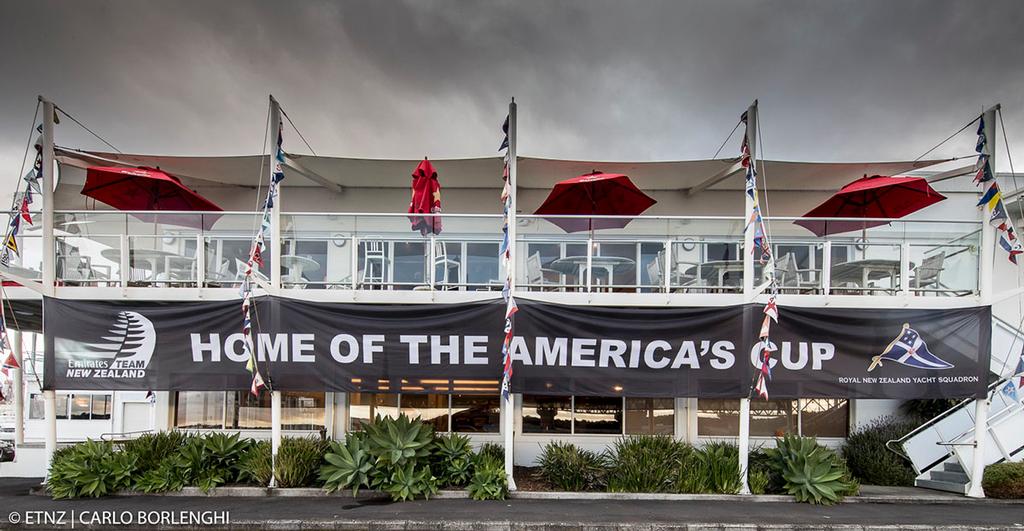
[29,393,111,420]
[173,391,326,431]
[348,393,500,433]
[522,395,675,436]
[697,399,848,438]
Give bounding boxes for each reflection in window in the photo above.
[451,394,499,433]
[800,399,849,438]
[175,391,225,429]
[751,400,797,437]
[349,393,399,431]
[400,393,450,433]
[625,397,674,435]
[228,391,271,429]
[466,243,500,287]
[522,395,571,433]
[282,392,326,430]
[574,396,623,434]
[92,395,112,420]
[70,395,92,420]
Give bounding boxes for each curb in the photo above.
[28,485,1024,505]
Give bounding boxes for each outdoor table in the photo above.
[101,248,193,281]
[830,258,913,294]
[280,254,321,283]
[549,255,636,288]
[685,260,744,288]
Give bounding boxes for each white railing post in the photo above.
[270,390,282,488]
[900,241,911,296]
[196,234,206,287]
[119,232,130,288]
[822,241,832,295]
[738,397,751,494]
[350,235,359,290]
[663,240,672,293]
[586,237,594,291]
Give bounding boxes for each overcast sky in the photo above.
[1,0,1023,201]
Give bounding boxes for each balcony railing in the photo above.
[1,210,980,297]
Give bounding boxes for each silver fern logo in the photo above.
[61,311,156,379]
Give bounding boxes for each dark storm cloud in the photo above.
[1,0,1023,200]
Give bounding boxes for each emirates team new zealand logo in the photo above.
[61,311,156,379]
[867,323,954,372]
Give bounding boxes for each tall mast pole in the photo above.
[503,98,518,490]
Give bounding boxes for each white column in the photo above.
[968,104,999,499]
[13,331,24,445]
[270,390,282,488]
[738,101,757,496]
[504,98,518,490]
[269,95,283,291]
[738,397,751,494]
[43,390,56,479]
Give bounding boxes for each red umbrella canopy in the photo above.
[408,158,442,235]
[794,175,946,237]
[82,166,223,229]
[534,171,657,233]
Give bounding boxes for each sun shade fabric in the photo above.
[533,172,657,232]
[82,166,223,229]
[794,175,947,236]
[408,159,442,235]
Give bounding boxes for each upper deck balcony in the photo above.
[0,147,995,306]
[5,210,981,302]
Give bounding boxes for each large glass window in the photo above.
[174,391,324,431]
[451,394,500,432]
[574,396,623,434]
[92,395,112,420]
[400,393,450,433]
[29,393,109,421]
[697,399,848,438]
[625,397,674,435]
[348,393,399,431]
[522,395,572,434]
[175,391,225,429]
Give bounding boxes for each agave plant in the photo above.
[766,434,857,505]
[383,461,438,502]
[467,457,508,500]
[47,440,138,499]
[364,414,435,469]
[432,433,474,487]
[320,433,374,495]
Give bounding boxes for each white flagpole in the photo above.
[268,95,283,489]
[738,100,758,496]
[503,98,518,491]
[967,104,999,498]
[39,96,57,482]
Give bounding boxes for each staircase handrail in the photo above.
[100,429,154,442]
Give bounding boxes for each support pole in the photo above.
[270,390,282,488]
[739,100,758,496]
[13,331,23,445]
[40,96,55,297]
[967,104,999,499]
[43,390,56,479]
[269,96,283,291]
[504,99,518,491]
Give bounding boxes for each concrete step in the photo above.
[943,461,966,473]
[929,470,969,484]
[916,478,969,495]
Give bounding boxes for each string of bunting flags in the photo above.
[239,119,287,396]
[740,110,780,401]
[0,136,42,267]
[974,115,1023,264]
[498,114,517,400]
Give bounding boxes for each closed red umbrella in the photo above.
[534,171,657,233]
[408,158,442,235]
[81,166,223,229]
[794,175,946,236]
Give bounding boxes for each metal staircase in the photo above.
[895,316,1024,494]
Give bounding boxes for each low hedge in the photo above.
[982,462,1024,499]
[840,416,917,486]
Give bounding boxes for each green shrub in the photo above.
[698,442,742,494]
[982,462,1024,499]
[238,440,272,486]
[468,456,508,500]
[766,434,857,505]
[749,449,785,494]
[605,436,691,493]
[537,441,606,491]
[275,436,329,488]
[841,416,917,486]
[748,469,770,495]
[432,433,475,487]
[47,440,138,499]
[320,433,373,495]
[675,448,710,493]
[135,458,187,494]
[118,431,189,476]
[477,442,504,465]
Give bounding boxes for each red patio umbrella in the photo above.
[81,166,223,229]
[794,175,946,236]
[408,158,442,235]
[534,171,657,233]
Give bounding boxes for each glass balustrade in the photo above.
[30,211,981,297]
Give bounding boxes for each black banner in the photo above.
[43,297,991,399]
